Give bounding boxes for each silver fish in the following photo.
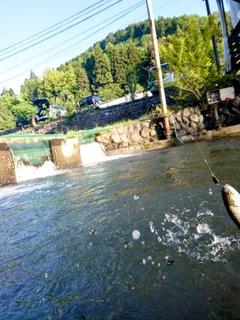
[221,184,240,229]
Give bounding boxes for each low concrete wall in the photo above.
[50,138,82,170]
[0,143,16,187]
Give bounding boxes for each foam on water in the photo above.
[8,142,139,184]
[14,159,63,182]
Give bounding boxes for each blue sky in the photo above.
[0,0,228,94]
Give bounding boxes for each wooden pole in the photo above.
[145,0,170,139]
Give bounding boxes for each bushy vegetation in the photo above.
[0,12,237,130]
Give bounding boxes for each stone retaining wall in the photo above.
[95,118,166,151]
[170,106,205,137]
[96,106,206,151]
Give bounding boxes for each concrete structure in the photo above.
[0,143,16,187]
[50,138,82,170]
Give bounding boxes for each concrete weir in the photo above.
[50,138,82,170]
[0,143,16,187]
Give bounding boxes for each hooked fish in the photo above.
[221,184,240,229]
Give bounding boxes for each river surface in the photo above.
[1,137,240,319]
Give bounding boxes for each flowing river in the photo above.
[1,136,240,319]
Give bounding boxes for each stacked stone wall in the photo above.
[95,106,206,151]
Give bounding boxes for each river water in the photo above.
[1,137,240,319]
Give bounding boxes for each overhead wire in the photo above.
[0,0,122,62]
[0,0,109,55]
[0,0,176,87]
[0,1,145,83]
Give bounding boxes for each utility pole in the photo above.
[204,0,221,73]
[145,0,170,139]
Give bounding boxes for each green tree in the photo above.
[159,16,221,102]
[0,94,16,129]
[124,41,143,98]
[39,68,76,100]
[92,43,113,90]
[73,58,90,100]
[98,83,124,101]
[10,95,37,127]
[1,87,16,97]
[83,48,96,88]
[113,43,129,85]
[105,42,116,80]
[21,71,40,100]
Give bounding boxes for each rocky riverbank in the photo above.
[1,93,240,155]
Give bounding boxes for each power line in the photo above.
[0,0,177,88]
[0,1,145,85]
[0,0,107,55]
[0,2,144,78]
[0,0,122,62]
[0,0,116,58]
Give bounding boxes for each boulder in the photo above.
[183,108,190,118]
[189,113,199,123]
[119,133,129,143]
[141,120,151,128]
[111,134,121,144]
[130,131,144,143]
[140,127,151,139]
[182,117,190,125]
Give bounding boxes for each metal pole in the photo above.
[145,0,170,139]
[204,0,221,73]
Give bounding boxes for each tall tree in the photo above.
[113,43,129,85]
[92,43,113,90]
[73,58,90,99]
[21,71,40,100]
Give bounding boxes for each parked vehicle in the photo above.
[49,105,67,119]
[15,98,67,127]
[34,99,67,122]
[78,95,103,108]
[34,98,50,122]
[15,118,31,128]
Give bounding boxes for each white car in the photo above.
[48,105,67,119]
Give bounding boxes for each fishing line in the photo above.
[191,135,220,185]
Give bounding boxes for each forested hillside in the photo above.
[0,12,233,130]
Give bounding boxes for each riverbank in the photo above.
[104,124,240,156]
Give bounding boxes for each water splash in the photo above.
[132,230,140,240]
[196,223,211,234]
[197,208,213,218]
[138,208,236,264]
[14,159,61,182]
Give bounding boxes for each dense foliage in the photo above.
[0,13,235,129]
